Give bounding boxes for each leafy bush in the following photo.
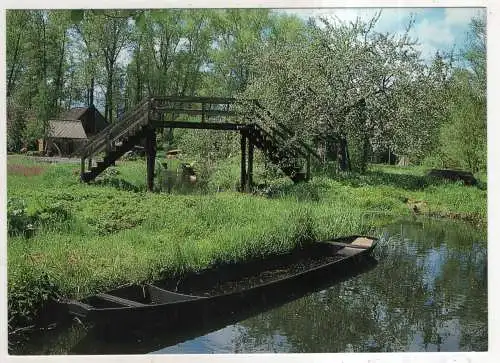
[347,132,369,173]
[7,104,27,152]
[8,268,59,329]
[22,115,45,150]
[33,202,72,227]
[83,194,149,235]
[7,198,35,237]
[95,176,142,192]
[435,70,486,173]
[101,167,120,178]
[421,154,446,169]
[7,198,73,237]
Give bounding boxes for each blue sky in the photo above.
[282,7,486,61]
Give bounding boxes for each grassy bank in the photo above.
[6,155,487,331]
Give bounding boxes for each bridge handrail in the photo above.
[78,98,150,158]
[246,100,321,161]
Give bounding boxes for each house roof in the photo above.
[47,120,87,139]
[57,105,108,134]
[59,107,88,120]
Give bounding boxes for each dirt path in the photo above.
[25,156,81,164]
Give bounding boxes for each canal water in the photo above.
[13,217,487,354]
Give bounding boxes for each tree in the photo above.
[435,15,486,172]
[6,11,29,98]
[241,14,444,171]
[464,16,486,93]
[6,8,469,165]
[209,9,273,95]
[438,70,486,172]
[72,11,102,107]
[7,10,73,150]
[96,11,132,122]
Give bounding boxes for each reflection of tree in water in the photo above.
[229,318,294,353]
[10,322,88,355]
[234,219,487,352]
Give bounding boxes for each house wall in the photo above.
[46,138,87,156]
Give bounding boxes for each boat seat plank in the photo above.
[67,300,94,317]
[328,241,370,249]
[336,247,363,257]
[350,237,374,248]
[147,284,203,303]
[96,293,148,307]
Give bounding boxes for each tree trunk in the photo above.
[104,103,109,123]
[7,28,23,98]
[135,46,142,104]
[52,33,67,115]
[338,137,349,171]
[41,14,47,81]
[146,128,157,192]
[108,83,113,122]
[106,64,113,122]
[89,77,94,105]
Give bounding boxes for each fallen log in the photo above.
[427,169,477,186]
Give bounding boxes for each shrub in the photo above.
[7,198,73,237]
[7,198,35,237]
[33,202,72,228]
[8,268,59,329]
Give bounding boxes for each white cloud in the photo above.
[411,9,485,61]
[414,18,454,47]
[416,42,440,61]
[410,19,454,61]
[444,7,485,26]
[375,8,425,33]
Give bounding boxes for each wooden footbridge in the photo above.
[77,96,320,191]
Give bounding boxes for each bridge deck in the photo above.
[150,121,248,131]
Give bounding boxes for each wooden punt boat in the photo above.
[71,257,379,354]
[62,235,378,327]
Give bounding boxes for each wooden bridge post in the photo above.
[240,130,247,192]
[247,137,254,191]
[146,128,157,192]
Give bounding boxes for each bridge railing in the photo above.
[76,97,150,159]
[238,99,321,162]
[149,96,240,122]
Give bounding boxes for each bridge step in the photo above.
[248,126,306,183]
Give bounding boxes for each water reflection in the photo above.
[152,325,293,354]
[153,218,487,353]
[13,217,487,354]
